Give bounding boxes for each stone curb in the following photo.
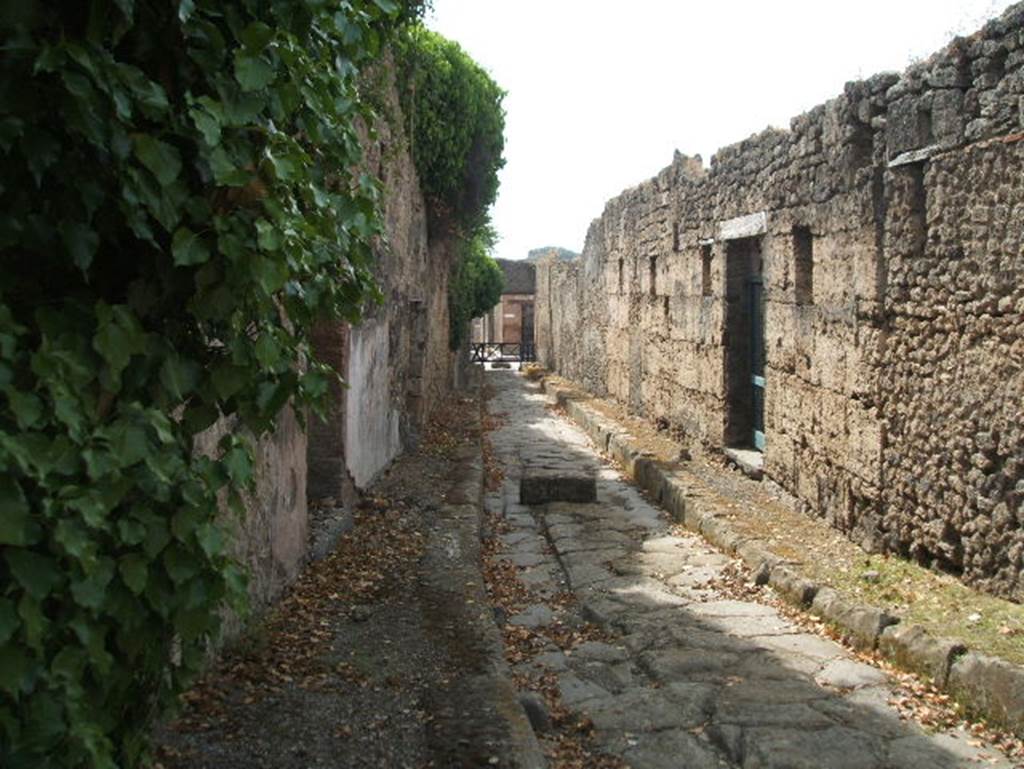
[418,371,546,769]
[540,377,1024,736]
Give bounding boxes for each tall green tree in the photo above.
[449,227,504,349]
[395,25,506,347]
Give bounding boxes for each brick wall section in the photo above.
[308,320,353,504]
[535,4,1024,600]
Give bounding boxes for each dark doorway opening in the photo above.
[724,237,765,450]
[521,301,535,346]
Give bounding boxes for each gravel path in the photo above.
[485,370,1017,769]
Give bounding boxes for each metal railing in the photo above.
[470,341,536,364]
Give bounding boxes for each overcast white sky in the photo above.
[425,0,1013,260]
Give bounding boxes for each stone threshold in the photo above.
[538,376,1024,737]
[723,446,764,481]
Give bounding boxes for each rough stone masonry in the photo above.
[535,4,1024,600]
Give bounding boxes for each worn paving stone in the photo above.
[584,687,703,733]
[509,604,554,628]
[640,648,743,680]
[500,531,544,550]
[665,564,726,589]
[560,529,635,553]
[748,632,842,659]
[505,551,549,568]
[699,612,796,638]
[687,600,783,619]
[568,641,628,664]
[613,729,727,769]
[610,550,691,578]
[567,658,635,694]
[557,672,609,709]
[734,726,885,769]
[815,659,890,689]
[483,373,1016,769]
[712,700,834,729]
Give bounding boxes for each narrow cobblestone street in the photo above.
[485,370,1016,769]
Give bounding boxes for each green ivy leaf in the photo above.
[119,65,168,117]
[93,303,146,384]
[234,53,275,92]
[162,545,200,585]
[116,518,146,546]
[18,594,48,650]
[0,643,30,696]
[222,444,253,486]
[255,219,282,251]
[70,558,115,610]
[171,227,210,266]
[239,22,274,52]
[60,221,100,272]
[21,129,60,185]
[6,549,62,600]
[250,255,288,293]
[189,106,222,147]
[54,518,93,560]
[118,554,148,595]
[160,355,201,401]
[211,363,247,400]
[195,522,222,558]
[254,333,280,368]
[6,389,43,428]
[51,646,87,682]
[0,599,19,645]
[140,513,170,559]
[0,477,41,546]
[174,606,213,642]
[133,134,182,186]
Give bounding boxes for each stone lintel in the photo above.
[717,211,767,241]
[888,144,940,168]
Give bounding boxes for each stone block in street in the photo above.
[519,469,596,504]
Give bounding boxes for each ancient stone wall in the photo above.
[205,59,459,614]
[536,3,1024,600]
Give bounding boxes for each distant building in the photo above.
[472,259,535,345]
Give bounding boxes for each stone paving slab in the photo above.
[484,372,1017,768]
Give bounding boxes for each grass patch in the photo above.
[809,553,1024,666]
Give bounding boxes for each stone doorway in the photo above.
[723,236,765,451]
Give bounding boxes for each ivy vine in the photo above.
[0,1,422,766]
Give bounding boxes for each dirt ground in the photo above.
[155,389,522,769]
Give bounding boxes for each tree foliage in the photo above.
[396,25,505,235]
[394,25,506,348]
[449,227,504,349]
[0,1,418,766]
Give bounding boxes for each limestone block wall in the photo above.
[536,3,1024,599]
[879,138,1024,595]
